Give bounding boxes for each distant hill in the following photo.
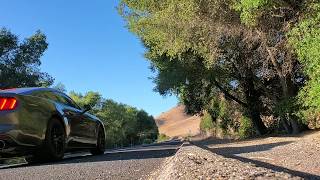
[155,105,201,138]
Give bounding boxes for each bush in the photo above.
[157,134,170,142]
[239,116,255,139]
[288,3,320,127]
[200,111,214,133]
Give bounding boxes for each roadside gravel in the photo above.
[151,143,302,180]
[198,131,320,178]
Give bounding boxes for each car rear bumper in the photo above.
[0,125,38,157]
[0,134,18,154]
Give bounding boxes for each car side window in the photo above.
[31,91,59,102]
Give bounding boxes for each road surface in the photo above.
[0,140,182,180]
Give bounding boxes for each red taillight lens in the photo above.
[0,97,17,111]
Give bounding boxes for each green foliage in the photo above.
[69,91,102,109]
[208,97,234,134]
[200,111,214,133]
[119,0,238,64]
[0,28,54,88]
[119,0,273,135]
[239,116,255,139]
[274,97,306,124]
[207,98,221,120]
[70,91,159,148]
[157,133,170,142]
[288,2,320,120]
[233,0,271,26]
[201,98,242,137]
[119,0,316,136]
[53,82,66,92]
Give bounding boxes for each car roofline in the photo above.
[0,87,61,95]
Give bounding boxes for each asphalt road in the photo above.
[0,140,182,180]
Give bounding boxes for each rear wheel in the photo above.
[26,118,66,163]
[90,126,105,155]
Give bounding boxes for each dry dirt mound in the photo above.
[155,105,201,138]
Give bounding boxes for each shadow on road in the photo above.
[57,149,177,165]
[192,140,320,180]
[210,141,293,155]
[0,145,180,170]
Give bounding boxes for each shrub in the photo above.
[157,134,170,142]
[288,2,320,127]
[239,116,255,139]
[200,111,214,133]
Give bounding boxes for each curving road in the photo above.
[0,140,182,180]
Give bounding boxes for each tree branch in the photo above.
[213,79,248,108]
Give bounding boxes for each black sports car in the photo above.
[0,87,106,162]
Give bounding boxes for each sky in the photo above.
[0,0,178,116]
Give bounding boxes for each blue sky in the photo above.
[0,0,178,116]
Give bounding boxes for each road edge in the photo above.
[149,142,302,180]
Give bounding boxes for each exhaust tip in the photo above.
[0,140,5,150]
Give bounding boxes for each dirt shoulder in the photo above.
[151,142,302,180]
[192,131,320,179]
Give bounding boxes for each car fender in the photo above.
[51,104,73,142]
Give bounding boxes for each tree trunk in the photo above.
[285,78,305,134]
[289,118,300,134]
[266,47,305,134]
[281,117,292,134]
[243,74,268,135]
[249,107,268,135]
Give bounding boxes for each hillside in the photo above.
[155,105,201,138]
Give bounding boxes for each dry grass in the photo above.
[155,105,201,138]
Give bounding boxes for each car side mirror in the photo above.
[81,104,92,114]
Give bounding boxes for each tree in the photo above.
[0,28,54,88]
[233,0,309,133]
[53,82,66,92]
[69,91,102,109]
[70,91,158,148]
[119,0,311,135]
[288,1,320,127]
[119,0,271,134]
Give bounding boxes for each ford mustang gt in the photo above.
[0,87,106,162]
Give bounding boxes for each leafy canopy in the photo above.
[70,91,159,148]
[119,0,239,65]
[0,28,53,88]
[288,2,320,116]
[119,0,315,135]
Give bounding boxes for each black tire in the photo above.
[26,118,66,163]
[90,126,105,155]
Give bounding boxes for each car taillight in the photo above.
[0,97,17,111]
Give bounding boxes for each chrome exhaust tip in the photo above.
[0,140,5,150]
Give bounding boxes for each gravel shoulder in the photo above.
[151,142,302,180]
[191,131,320,179]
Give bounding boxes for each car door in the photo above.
[53,92,97,148]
